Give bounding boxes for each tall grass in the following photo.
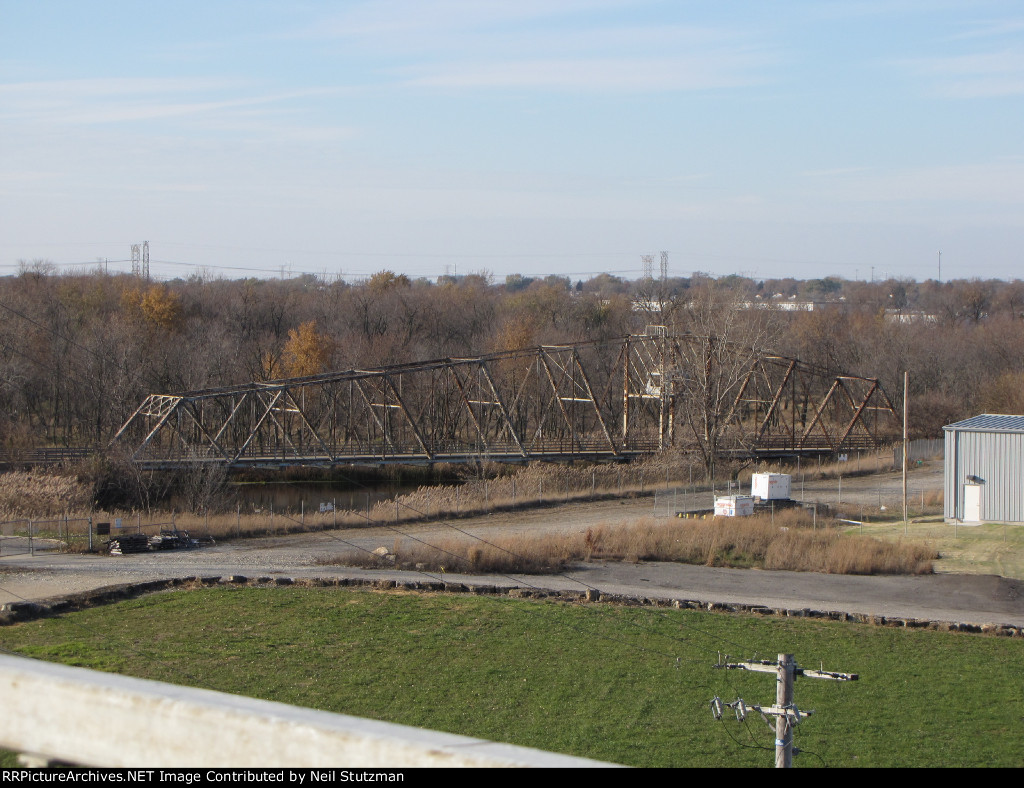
[0,471,93,519]
[329,510,937,576]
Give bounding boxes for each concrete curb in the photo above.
[1,574,1021,637]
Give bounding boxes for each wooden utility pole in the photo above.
[903,370,909,534]
[775,653,796,768]
[711,653,858,768]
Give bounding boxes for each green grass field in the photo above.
[839,519,1024,580]
[1,586,1022,768]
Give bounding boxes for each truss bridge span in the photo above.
[111,333,899,470]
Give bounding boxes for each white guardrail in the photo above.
[0,655,618,768]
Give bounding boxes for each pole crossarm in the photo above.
[715,698,814,724]
[712,653,856,768]
[111,334,899,469]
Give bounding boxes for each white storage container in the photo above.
[751,473,791,501]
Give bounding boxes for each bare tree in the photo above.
[175,454,230,514]
[671,283,779,479]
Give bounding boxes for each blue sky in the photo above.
[1,1,1022,282]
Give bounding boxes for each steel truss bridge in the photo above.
[112,332,899,470]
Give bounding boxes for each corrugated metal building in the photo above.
[944,414,1024,523]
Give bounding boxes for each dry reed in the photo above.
[0,471,94,519]
[324,510,937,576]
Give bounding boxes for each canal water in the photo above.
[227,479,426,515]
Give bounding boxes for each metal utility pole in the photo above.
[711,653,857,768]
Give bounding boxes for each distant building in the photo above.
[884,309,938,324]
[740,299,815,312]
[944,414,1024,523]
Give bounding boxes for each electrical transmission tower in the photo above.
[641,254,655,281]
[130,242,150,279]
[711,653,857,768]
[660,250,668,284]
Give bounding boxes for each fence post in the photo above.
[333,498,337,529]
[29,518,34,556]
[237,503,241,538]
[88,517,93,552]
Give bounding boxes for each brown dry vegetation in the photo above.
[1,448,928,521]
[0,471,94,520]
[331,510,937,577]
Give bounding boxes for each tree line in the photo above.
[1,261,1022,452]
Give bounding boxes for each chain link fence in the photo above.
[0,517,93,557]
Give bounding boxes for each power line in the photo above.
[0,298,105,361]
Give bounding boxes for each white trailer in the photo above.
[714,495,754,517]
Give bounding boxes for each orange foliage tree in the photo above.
[121,285,182,331]
[281,320,335,378]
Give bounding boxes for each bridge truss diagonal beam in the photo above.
[112,333,899,470]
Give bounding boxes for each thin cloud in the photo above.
[800,167,872,178]
[947,18,1024,40]
[0,79,345,126]
[285,1,774,93]
[0,77,243,98]
[400,51,772,92]
[815,160,1024,206]
[902,49,1024,97]
[291,0,638,41]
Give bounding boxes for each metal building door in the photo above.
[963,483,981,523]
